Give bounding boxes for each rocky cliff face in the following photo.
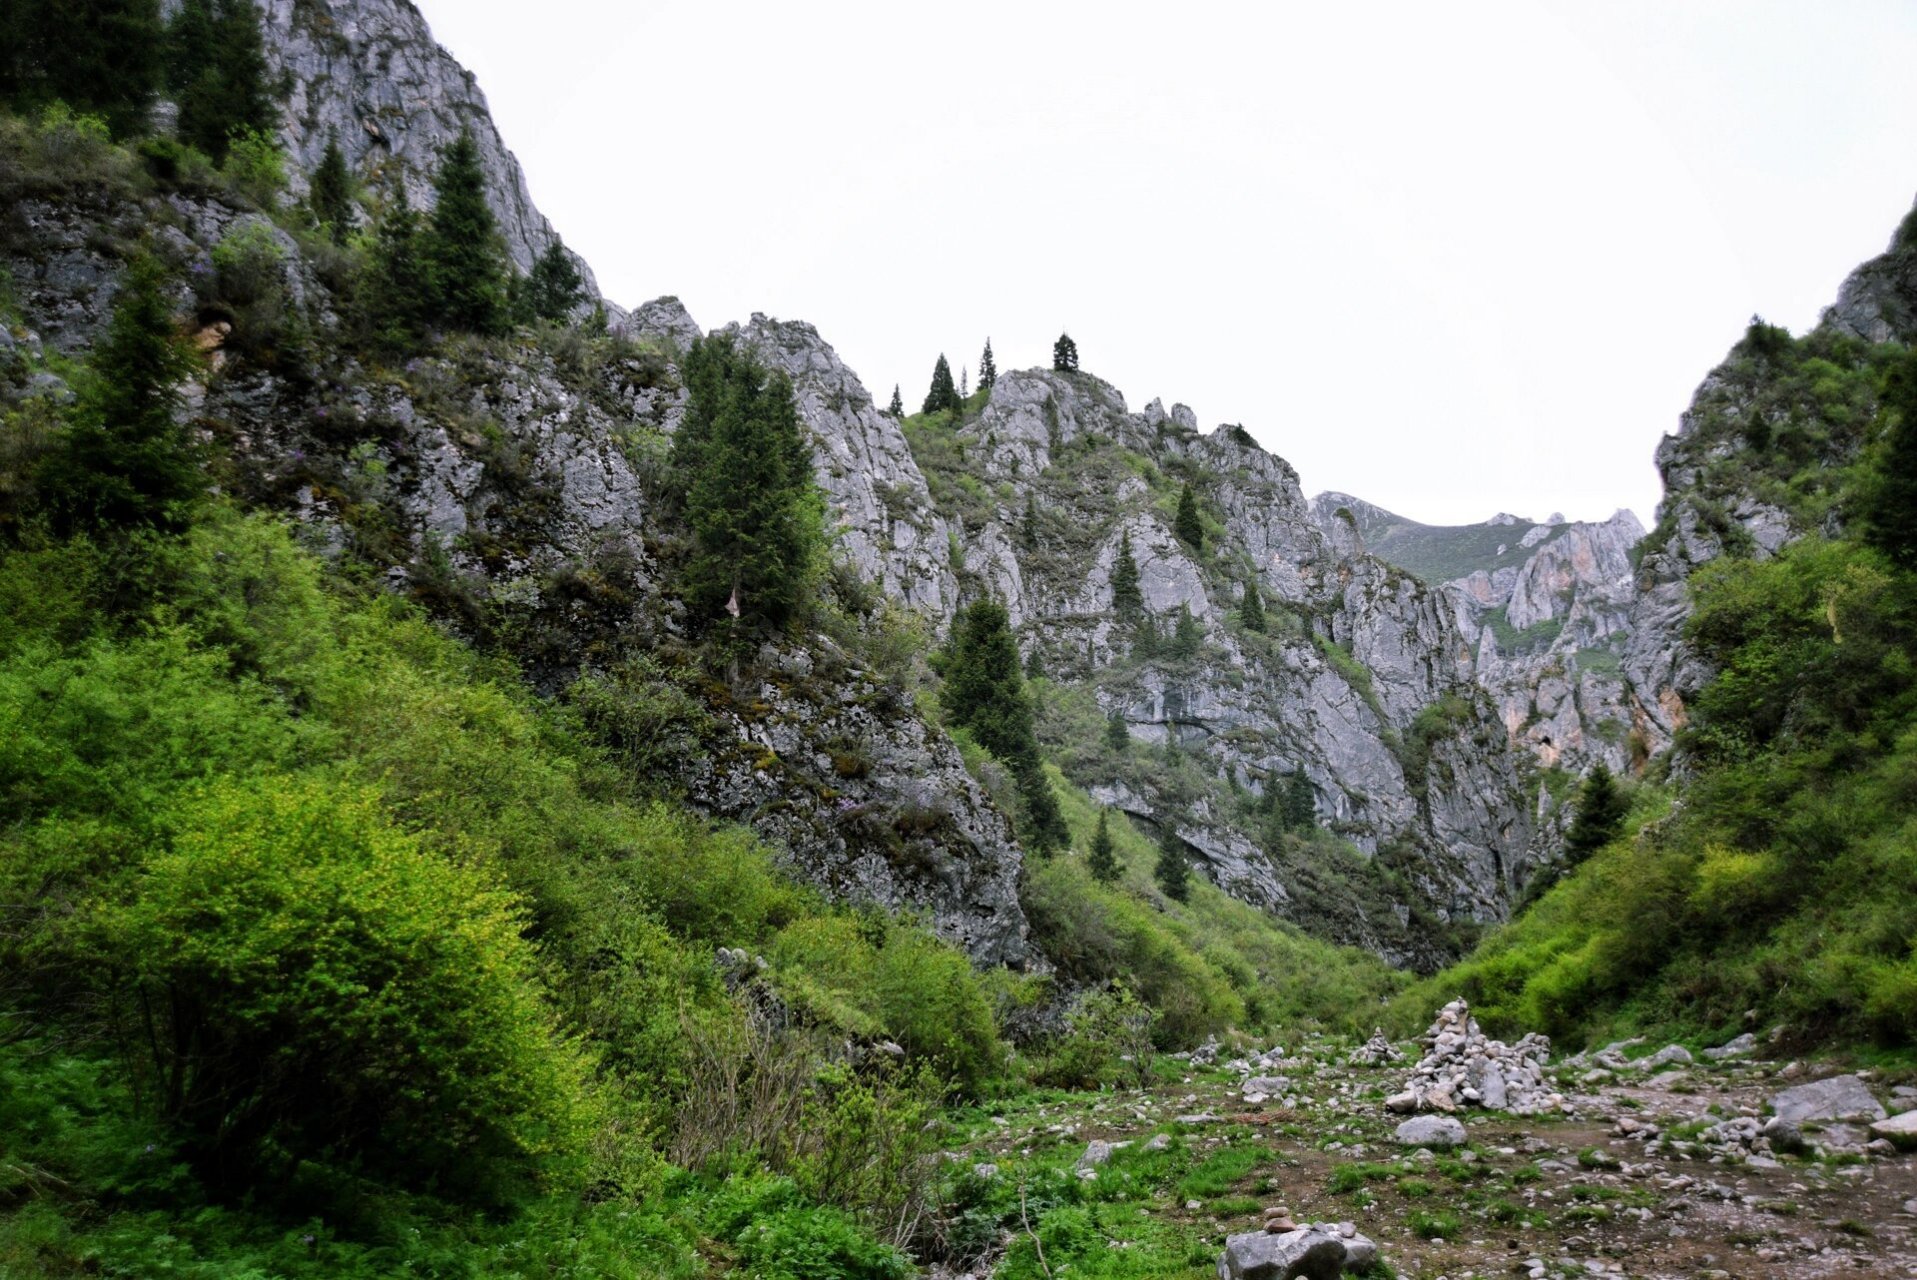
[1310,498,1646,774]
[2,0,1578,971]
[257,0,597,290]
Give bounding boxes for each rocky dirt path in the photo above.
[951,1021,1917,1280]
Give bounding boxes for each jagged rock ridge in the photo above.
[1309,496,1647,774]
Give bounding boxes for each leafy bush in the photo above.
[87,774,599,1191]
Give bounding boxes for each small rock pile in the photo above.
[1386,1000,1562,1116]
[1347,1027,1404,1067]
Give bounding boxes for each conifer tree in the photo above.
[522,241,584,324]
[1174,482,1204,551]
[979,337,997,389]
[923,354,960,415]
[1281,771,1315,831]
[369,184,431,352]
[36,253,198,534]
[1562,763,1627,864]
[1018,493,1039,551]
[670,334,822,632]
[1154,823,1190,901]
[960,365,970,399]
[2,0,165,137]
[1241,579,1266,632]
[1110,528,1144,621]
[1863,346,1917,571]
[1024,645,1046,680]
[168,0,273,162]
[1088,808,1119,884]
[887,385,903,417]
[1052,332,1079,373]
[1169,605,1202,660]
[310,135,355,245]
[944,600,1068,852]
[424,131,509,335]
[1105,708,1130,753]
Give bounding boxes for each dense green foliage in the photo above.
[979,337,997,389]
[669,334,824,632]
[368,184,432,351]
[165,0,273,163]
[1861,345,1917,569]
[1561,763,1626,864]
[0,0,164,136]
[1053,332,1079,372]
[923,352,960,414]
[887,383,903,416]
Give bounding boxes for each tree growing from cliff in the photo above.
[1110,529,1144,621]
[1281,771,1315,831]
[424,131,510,335]
[943,599,1068,853]
[520,241,584,324]
[369,184,432,352]
[167,0,273,163]
[1863,346,1917,571]
[1088,808,1119,884]
[1174,482,1204,552]
[1168,605,1202,660]
[1562,763,1627,865]
[36,253,198,535]
[1154,823,1190,901]
[1106,709,1130,753]
[923,354,960,415]
[1018,494,1039,551]
[979,338,997,390]
[310,135,355,246]
[887,385,903,417]
[1240,579,1266,632]
[1,0,165,137]
[670,334,822,633]
[1052,332,1079,373]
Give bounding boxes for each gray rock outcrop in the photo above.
[258,0,598,291]
[1770,1075,1886,1127]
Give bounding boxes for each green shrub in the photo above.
[86,774,599,1190]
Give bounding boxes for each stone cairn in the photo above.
[1347,1027,1405,1067]
[1385,999,1563,1116]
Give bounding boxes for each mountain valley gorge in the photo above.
[4,3,1917,1277]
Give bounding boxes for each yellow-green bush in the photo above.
[87,774,598,1189]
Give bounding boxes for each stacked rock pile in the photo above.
[1347,1028,1404,1067]
[1385,999,1563,1116]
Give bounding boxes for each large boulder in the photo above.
[1394,1115,1467,1148]
[1771,1075,1886,1126]
[1217,1226,1378,1280]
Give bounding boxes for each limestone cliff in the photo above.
[1309,497,1646,774]
[257,0,598,289]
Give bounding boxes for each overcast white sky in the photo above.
[415,0,1917,528]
